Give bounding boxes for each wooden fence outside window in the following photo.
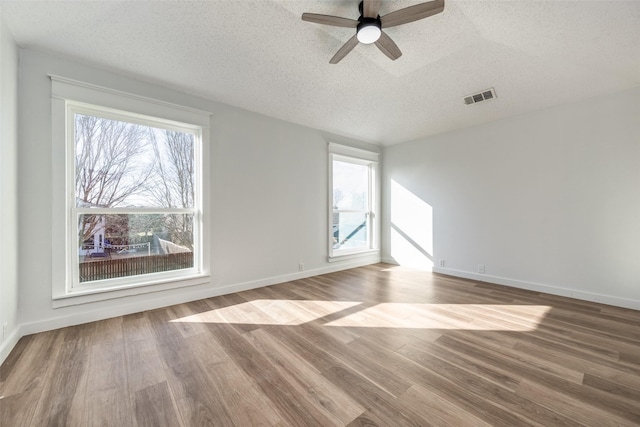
[79,252,193,282]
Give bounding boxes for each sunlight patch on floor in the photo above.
[169,300,361,326]
[170,298,551,331]
[323,304,552,331]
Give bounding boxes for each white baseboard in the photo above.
[432,267,640,311]
[1,255,380,365]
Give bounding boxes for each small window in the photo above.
[329,144,378,258]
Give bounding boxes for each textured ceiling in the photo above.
[1,0,639,145]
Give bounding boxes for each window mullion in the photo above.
[333,209,368,214]
[75,207,195,215]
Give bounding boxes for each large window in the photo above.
[51,76,210,302]
[329,144,378,258]
[70,104,202,289]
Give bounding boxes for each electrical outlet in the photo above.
[439,259,445,267]
[298,262,305,271]
[478,264,485,274]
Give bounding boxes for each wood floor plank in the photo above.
[601,305,640,322]
[92,316,124,344]
[83,387,133,427]
[515,379,638,427]
[396,342,583,427]
[199,358,284,427]
[620,350,640,366]
[133,381,183,427]
[394,384,494,427]
[165,359,235,426]
[512,339,640,390]
[0,330,63,398]
[444,330,586,385]
[0,386,42,427]
[509,325,622,361]
[543,320,639,359]
[341,340,530,426]
[344,325,442,353]
[121,312,154,342]
[65,335,132,426]
[146,308,196,369]
[505,330,640,376]
[545,309,640,342]
[0,334,34,383]
[247,327,365,425]
[294,323,412,397]
[582,373,640,402]
[207,323,337,427]
[393,339,523,393]
[184,329,284,426]
[63,321,98,347]
[29,338,90,426]
[321,365,424,427]
[124,337,167,393]
[436,334,640,423]
[2,264,639,426]
[346,410,390,427]
[87,338,127,391]
[347,335,541,426]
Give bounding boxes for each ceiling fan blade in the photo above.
[302,13,358,28]
[381,0,444,28]
[363,0,382,18]
[330,35,359,64]
[375,31,402,61]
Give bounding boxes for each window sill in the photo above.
[328,249,379,263]
[52,273,211,308]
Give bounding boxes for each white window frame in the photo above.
[328,143,379,260]
[51,76,211,306]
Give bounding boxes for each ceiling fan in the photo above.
[302,0,445,64]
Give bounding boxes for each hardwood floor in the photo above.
[2,264,640,426]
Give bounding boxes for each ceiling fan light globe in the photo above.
[357,24,381,44]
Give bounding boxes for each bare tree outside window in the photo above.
[149,130,195,249]
[75,114,155,246]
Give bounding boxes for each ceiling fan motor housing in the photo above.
[357,17,382,44]
[356,0,382,44]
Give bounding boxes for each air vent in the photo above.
[463,88,497,105]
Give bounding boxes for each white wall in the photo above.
[0,10,20,361]
[383,87,640,309]
[14,49,380,345]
